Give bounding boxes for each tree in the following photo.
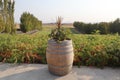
[73,22,86,33]
[0,0,15,34]
[110,18,120,34]
[0,15,5,32]
[20,12,42,32]
[98,22,109,34]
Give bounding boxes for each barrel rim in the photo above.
[48,39,72,44]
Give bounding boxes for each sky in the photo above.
[15,0,120,23]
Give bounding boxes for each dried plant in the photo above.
[56,16,63,29]
[49,17,70,42]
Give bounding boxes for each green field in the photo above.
[0,25,120,68]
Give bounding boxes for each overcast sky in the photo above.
[15,0,120,23]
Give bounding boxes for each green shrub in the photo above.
[72,34,120,68]
[20,12,42,32]
[0,30,120,68]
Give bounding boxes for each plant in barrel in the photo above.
[46,17,74,76]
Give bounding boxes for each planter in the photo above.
[46,39,74,76]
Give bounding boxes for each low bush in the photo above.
[71,34,120,68]
[0,30,120,68]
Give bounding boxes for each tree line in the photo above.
[73,18,120,34]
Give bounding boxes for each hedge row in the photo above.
[0,32,120,68]
[73,18,120,34]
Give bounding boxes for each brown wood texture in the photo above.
[46,39,74,76]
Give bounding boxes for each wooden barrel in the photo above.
[46,39,74,76]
